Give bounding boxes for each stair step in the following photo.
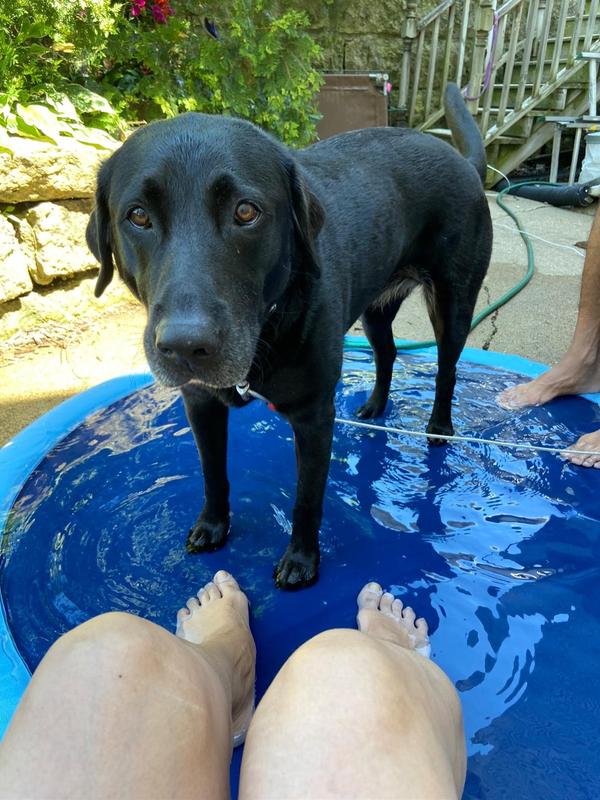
[491,82,588,92]
[427,128,527,146]
[426,128,452,138]
[513,57,573,70]
[491,135,529,144]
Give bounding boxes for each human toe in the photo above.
[186,596,200,613]
[357,582,383,610]
[214,570,241,595]
[199,581,220,603]
[402,606,416,626]
[379,592,394,616]
[391,598,404,620]
[497,385,530,409]
[415,616,429,639]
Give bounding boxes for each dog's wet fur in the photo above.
[87,83,492,589]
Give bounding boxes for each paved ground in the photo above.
[0,195,595,448]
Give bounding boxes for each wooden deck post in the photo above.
[397,0,418,125]
[466,0,495,116]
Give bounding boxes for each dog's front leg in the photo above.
[274,401,335,590]
[182,389,231,552]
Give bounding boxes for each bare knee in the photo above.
[46,612,171,682]
[285,628,394,680]
[277,628,401,712]
[275,628,462,730]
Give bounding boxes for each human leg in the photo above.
[240,583,465,800]
[499,205,600,410]
[0,571,255,800]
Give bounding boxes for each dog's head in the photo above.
[86,114,324,389]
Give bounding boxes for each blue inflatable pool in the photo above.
[1,343,599,799]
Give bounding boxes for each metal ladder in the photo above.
[538,51,600,184]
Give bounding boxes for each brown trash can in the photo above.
[316,74,388,140]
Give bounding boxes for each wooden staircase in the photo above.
[397,0,600,182]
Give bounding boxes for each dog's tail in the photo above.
[444,82,487,183]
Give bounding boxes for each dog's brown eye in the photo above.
[128,207,151,228]
[234,201,260,225]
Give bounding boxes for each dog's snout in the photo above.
[155,319,220,366]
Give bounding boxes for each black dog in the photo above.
[87,83,492,590]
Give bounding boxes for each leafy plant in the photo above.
[0,0,117,103]
[0,0,125,147]
[0,95,120,151]
[190,1,323,146]
[100,0,323,145]
[0,0,323,148]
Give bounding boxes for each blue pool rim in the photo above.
[1,339,599,735]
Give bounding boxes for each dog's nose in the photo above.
[155,320,219,365]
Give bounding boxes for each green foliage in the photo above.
[0,0,117,104]
[0,96,120,153]
[100,0,323,145]
[190,1,323,146]
[0,0,323,148]
[0,0,124,146]
[99,8,197,121]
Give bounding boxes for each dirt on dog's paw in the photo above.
[186,514,230,553]
[274,546,319,590]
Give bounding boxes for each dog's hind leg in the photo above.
[356,299,402,419]
[424,275,480,443]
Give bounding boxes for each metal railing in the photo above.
[399,0,600,145]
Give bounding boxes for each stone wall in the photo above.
[0,135,119,306]
[305,0,438,84]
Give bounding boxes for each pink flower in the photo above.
[151,4,166,23]
[130,0,145,16]
[150,0,173,22]
[129,0,172,24]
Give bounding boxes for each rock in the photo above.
[0,215,33,303]
[0,135,119,203]
[0,271,137,345]
[14,200,98,286]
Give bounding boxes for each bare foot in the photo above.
[498,356,600,410]
[356,582,431,657]
[562,428,600,468]
[176,570,256,746]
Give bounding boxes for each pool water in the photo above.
[1,350,600,798]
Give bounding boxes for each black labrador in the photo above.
[87,82,492,590]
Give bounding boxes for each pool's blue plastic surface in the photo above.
[1,346,600,799]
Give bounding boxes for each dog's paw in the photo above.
[426,420,454,446]
[186,514,230,553]
[274,547,319,590]
[356,398,386,419]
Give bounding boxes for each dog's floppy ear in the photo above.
[86,159,115,298]
[285,159,325,279]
